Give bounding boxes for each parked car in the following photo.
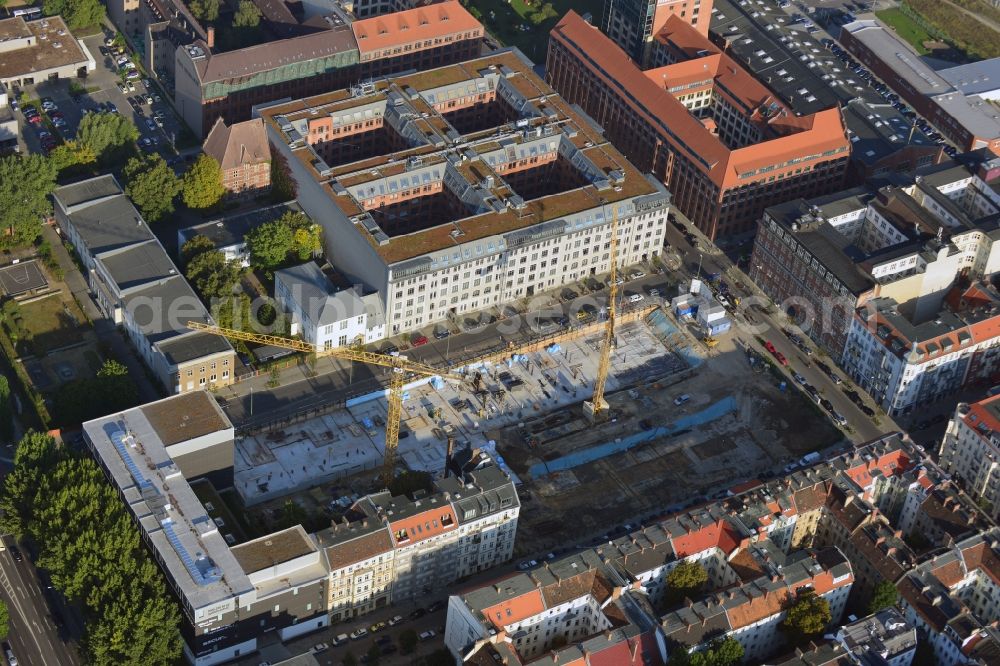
[674,394,691,406]
[368,621,387,633]
[332,634,349,647]
[349,628,368,640]
[427,600,446,613]
[517,559,538,570]
[8,545,23,562]
[411,334,428,347]
[627,293,644,303]
[2,642,17,666]
[409,608,427,620]
[419,630,437,642]
[388,615,404,626]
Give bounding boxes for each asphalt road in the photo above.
[0,540,80,666]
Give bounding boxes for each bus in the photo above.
[11,6,43,19]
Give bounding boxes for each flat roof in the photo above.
[230,525,317,573]
[158,332,234,366]
[179,201,303,250]
[141,390,232,447]
[53,176,156,256]
[121,276,212,343]
[939,58,1000,98]
[83,393,253,613]
[98,240,179,292]
[0,15,90,80]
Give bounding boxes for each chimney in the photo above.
[207,25,215,49]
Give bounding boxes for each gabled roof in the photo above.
[203,117,271,171]
[351,1,482,57]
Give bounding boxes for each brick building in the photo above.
[600,0,714,66]
[203,117,272,199]
[546,11,849,241]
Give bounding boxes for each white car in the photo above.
[674,394,691,406]
[628,293,644,303]
[349,628,368,640]
[832,412,848,427]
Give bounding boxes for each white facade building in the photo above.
[939,397,1000,522]
[275,262,386,349]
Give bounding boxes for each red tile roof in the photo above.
[351,1,482,57]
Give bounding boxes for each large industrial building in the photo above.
[52,175,235,395]
[172,0,484,136]
[840,20,1000,155]
[546,11,849,241]
[84,392,519,665]
[261,49,671,336]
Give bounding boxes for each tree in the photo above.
[867,580,899,614]
[51,359,139,427]
[123,154,182,223]
[0,153,57,249]
[245,219,294,269]
[399,629,418,655]
[665,561,708,605]
[0,376,14,443]
[276,499,308,530]
[285,211,322,260]
[181,234,216,265]
[270,144,297,201]
[0,432,65,538]
[43,0,105,30]
[77,112,139,162]
[49,140,97,175]
[781,589,831,641]
[185,247,241,299]
[188,0,220,21]
[0,599,7,640]
[364,644,381,666]
[182,154,225,210]
[233,0,261,27]
[667,637,743,666]
[212,294,252,332]
[342,652,357,666]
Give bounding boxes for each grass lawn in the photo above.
[468,0,604,63]
[876,8,932,54]
[14,295,88,354]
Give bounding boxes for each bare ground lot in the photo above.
[493,332,843,555]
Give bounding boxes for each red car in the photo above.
[26,114,42,125]
[764,341,777,354]
[774,351,788,366]
[411,335,428,347]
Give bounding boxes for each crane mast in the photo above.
[186,321,457,487]
[588,206,618,421]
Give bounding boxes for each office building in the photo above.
[0,15,95,87]
[840,20,1000,155]
[547,11,849,241]
[261,49,671,335]
[52,175,235,394]
[173,1,483,136]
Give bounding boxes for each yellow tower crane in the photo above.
[586,205,619,422]
[186,321,461,487]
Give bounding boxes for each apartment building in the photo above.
[173,1,483,136]
[85,393,519,665]
[52,175,235,394]
[600,0,713,65]
[546,11,849,241]
[444,433,979,665]
[835,608,918,666]
[315,460,519,620]
[202,118,272,200]
[939,396,1000,523]
[261,49,671,335]
[750,161,1000,358]
[840,20,1000,156]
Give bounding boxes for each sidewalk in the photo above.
[43,225,162,404]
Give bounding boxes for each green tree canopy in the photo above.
[0,598,8,640]
[233,0,261,27]
[0,432,65,538]
[49,140,97,175]
[245,218,294,269]
[283,211,322,260]
[123,154,182,223]
[181,234,216,265]
[667,637,744,666]
[0,376,14,443]
[77,112,139,162]
[182,154,225,210]
[188,0,220,21]
[867,580,899,615]
[782,589,831,641]
[399,628,418,655]
[185,247,242,299]
[43,0,105,29]
[270,145,297,201]
[51,359,139,428]
[0,153,57,249]
[665,560,709,606]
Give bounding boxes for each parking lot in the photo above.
[12,31,185,161]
